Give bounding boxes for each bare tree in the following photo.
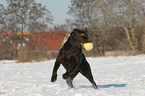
[6,0,53,33]
[67,0,100,28]
[28,2,53,32]
[49,24,68,31]
[98,0,145,54]
[0,4,8,32]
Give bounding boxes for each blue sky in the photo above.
[0,0,71,25]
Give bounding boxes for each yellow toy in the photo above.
[84,42,93,51]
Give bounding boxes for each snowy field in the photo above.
[0,55,145,96]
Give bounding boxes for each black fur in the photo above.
[51,28,98,89]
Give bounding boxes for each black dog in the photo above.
[51,28,98,89]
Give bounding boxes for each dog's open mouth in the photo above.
[80,43,84,49]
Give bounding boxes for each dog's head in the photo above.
[70,28,91,48]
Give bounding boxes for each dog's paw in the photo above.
[51,74,57,82]
[63,73,68,79]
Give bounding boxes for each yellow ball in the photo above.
[84,42,93,51]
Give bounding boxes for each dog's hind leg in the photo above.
[80,55,98,89]
[80,70,98,89]
[66,71,79,88]
[81,71,98,89]
[66,77,74,88]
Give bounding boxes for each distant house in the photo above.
[0,31,70,59]
[0,30,70,52]
[27,31,70,54]
[0,31,29,36]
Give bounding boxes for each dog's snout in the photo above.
[83,36,91,43]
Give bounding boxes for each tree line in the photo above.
[0,0,145,60]
[0,0,54,60]
[0,0,53,33]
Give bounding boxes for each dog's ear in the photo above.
[73,28,79,32]
[70,28,78,36]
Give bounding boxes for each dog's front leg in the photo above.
[62,62,71,79]
[62,72,69,79]
[62,62,78,79]
[51,60,61,82]
[63,54,83,78]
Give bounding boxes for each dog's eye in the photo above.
[81,34,85,36]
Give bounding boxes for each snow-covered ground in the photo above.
[0,55,145,96]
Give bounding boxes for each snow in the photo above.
[0,55,145,96]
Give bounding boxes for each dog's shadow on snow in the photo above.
[78,84,127,89]
[98,84,127,88]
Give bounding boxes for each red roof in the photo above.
[28,31,68,51]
